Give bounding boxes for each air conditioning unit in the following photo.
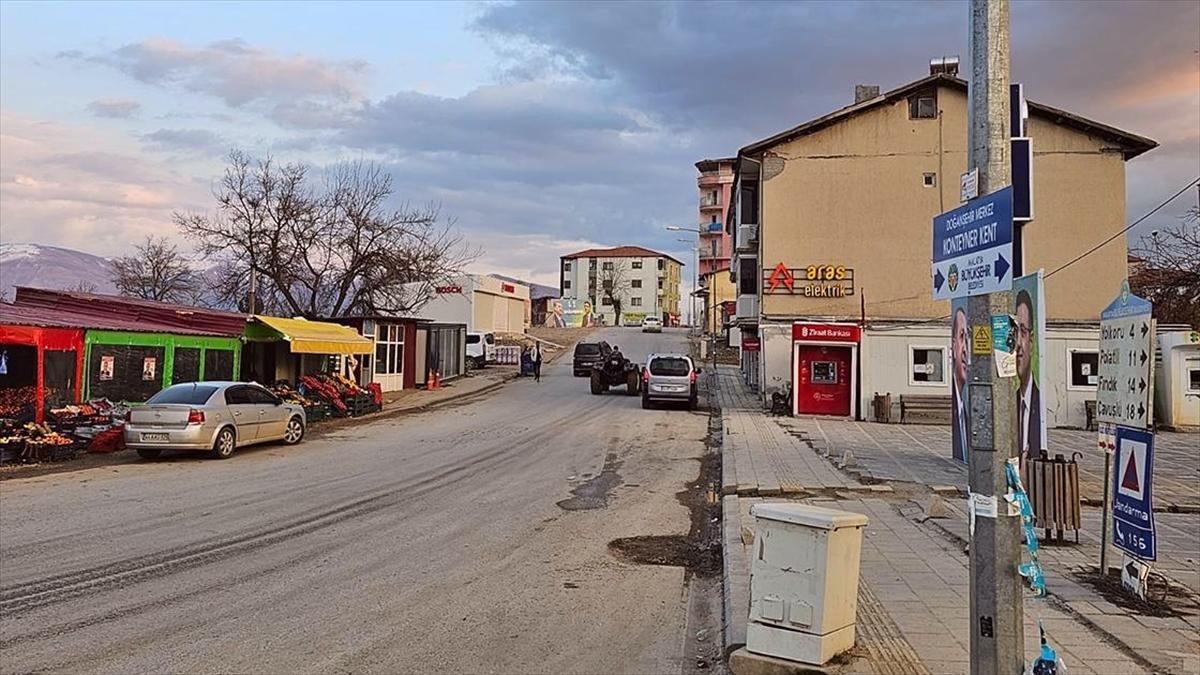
[738,223,758,251]
[737,294,759,320]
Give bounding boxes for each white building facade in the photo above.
[559,246,683,327]
[406,274,530,334]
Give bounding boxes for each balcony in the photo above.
[698,173,722,188]
[736,294,759,321]
[736,223,758,252]
[701,222,725,234]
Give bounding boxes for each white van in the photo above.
[466,331,495,369]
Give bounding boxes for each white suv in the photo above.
[642,353,699,410]
[466,331,495,369]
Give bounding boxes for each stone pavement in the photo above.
[779,416,1200,511]
[714,365,1200,675]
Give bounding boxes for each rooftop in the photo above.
[561,245,684,266]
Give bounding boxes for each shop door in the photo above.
[796,345,852,416]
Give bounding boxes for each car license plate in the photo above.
[141,433,170,442]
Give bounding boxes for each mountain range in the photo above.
[0,243,117,301]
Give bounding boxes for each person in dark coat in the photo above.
[533,343,543,383]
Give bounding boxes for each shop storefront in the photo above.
[243,316,374,384]
[84,330,241,402]
[414,322,468,387]
[791,322,860,418]
[325,316,425,392]
[0,306,85,423]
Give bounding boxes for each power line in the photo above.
[1045,177,1199,280]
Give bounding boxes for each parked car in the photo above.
[466,331,496,369]
[641,315,663,333]
[642,353,700,410]
[125,382,306,460]
[573,340,611,377]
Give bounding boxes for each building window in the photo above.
[910,347,946,385]
[657,259,665,270]
[602,279,613,290]
[374,323,405,376]
[589,259,597,270]
[563,279,571,290]
[631,260,642,269]
[601,297,612,306]
[923,172,937,187]
[909,89,937,119]
[631,279,642,288]
[631,297,642,307]
[564,261,572,271]
[711,215,718,224]
[1189,366,1200,393]
[658,278,663,290]
[602,261,614,271]
[1066,350,1100,389]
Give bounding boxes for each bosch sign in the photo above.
[792,322,860,343]
[435,285,463,294]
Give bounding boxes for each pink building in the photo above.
[694,157,735,276]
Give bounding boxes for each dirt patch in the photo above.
[608,439,723,577]
[556,453,623,511]
[1071,565,1198,618]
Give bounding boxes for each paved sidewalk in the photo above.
[779,417,1200,511]
[715,368,1200,675]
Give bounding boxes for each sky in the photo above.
[1,0,1197,294]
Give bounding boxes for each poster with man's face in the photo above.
[142,357,157,381]
[1013,271,1046,457]
[99,355,115,381]
[950,297,970,464]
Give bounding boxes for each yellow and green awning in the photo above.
[247,315,373,355]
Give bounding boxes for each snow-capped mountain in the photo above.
[0,243,117,300]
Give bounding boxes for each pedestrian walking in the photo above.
[533,343,543,383]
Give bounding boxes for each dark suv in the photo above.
[573,341,612,377]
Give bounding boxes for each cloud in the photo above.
[86,97,141,118]
[140,128,226,154]
[70,37,367,108]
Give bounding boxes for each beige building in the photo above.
[728,66,1155,426]
[560,246,683,326]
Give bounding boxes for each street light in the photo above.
[667,225,703,334]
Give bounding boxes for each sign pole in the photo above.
[967,1,1024,673]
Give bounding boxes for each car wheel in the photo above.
[590,372,603,395]
[212,427,237,459]
[136,448,162,460]
[283,416,305,445]
[465,358,478,372]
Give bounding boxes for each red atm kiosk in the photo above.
[792,322,860,418]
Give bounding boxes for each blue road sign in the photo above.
[932,187,1014,300]
[1112,425,1156,561]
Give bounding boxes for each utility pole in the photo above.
[967,0,1024,673]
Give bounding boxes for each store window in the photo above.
[1069,351,1100,389]
[204,349,235,381]
[910,347,946,385]
[375,323,405,376]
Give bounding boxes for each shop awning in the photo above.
[251,315,373,355]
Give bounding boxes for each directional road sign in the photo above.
[931,187,1014,300]
[1098,282,1153,427]
[1112,425,1156,561]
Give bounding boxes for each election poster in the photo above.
[1013,271,1046,457]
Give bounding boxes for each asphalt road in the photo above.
[0,328,711,674]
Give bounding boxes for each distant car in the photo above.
[466,331,496,369]
[573,340,612,377]
[642,353,700,410]
[125,382,306,460]
[641,316,663,333]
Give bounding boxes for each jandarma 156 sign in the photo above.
[763,263,855,297]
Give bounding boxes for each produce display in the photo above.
[0,386,39,420]
[0,398,128,466]
[298,374,379,417]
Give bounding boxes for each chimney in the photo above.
[854,85,880,104]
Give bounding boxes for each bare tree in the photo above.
[1131,205,1200,327]
[599,259,632,325]
[109,236,199,303]
[175,151,476,318]
[67,280,97,293]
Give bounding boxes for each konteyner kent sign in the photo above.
[931,187,1014,300]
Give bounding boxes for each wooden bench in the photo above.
[898,394,952,424]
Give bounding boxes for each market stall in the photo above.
[0,304,85,423]
[84,330,241,403]
[243,315,380,416]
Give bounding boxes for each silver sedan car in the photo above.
[125,381,306,460]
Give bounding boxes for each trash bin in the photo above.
[747,503,869,665]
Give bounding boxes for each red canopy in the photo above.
[0,323,85,423]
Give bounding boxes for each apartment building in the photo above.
[726,64,1155,428]
[695,157,737,337]
[559,246,683,326]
